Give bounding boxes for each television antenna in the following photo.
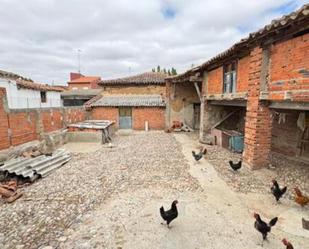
[77,49,82,73]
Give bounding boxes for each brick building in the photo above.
[87,72,166,130]
[0,70,90,152]
[67,72,101,90]
[0,70,63,109]
[167,4,309,169]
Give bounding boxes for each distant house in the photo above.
[0,70,63,109]
[67,72,101,90]
[87,72,166,130]
[61,88,102,107]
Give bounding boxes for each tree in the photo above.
[171,67,177,75]
[151,66,177,75]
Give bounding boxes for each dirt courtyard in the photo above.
[0,131,308,249]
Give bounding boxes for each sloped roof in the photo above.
[100,72,167,85]
[15,80,64,92]
[0,69,63,92]
[170,4,309,81]
[61,89,102,97]
[89,94,166,107]
[68,76,101,84]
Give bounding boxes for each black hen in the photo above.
[192,148,207,162]
[160,200,178,228]
[271,180,287,202]
[254,213,278,242]
[229,160,242,171]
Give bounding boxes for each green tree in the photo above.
[163,68,167,74]
[152,68,155,72]
[157,65,161,72]
[168,69,171,76]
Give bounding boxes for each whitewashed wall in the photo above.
[0,78,62,109]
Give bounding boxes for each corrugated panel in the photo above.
[0,149,71,180]
[91,94,166,107]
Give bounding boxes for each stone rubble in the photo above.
[0,131,200,249]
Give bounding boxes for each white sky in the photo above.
[0,0,306,85]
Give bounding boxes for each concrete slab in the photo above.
[61,142,103,154]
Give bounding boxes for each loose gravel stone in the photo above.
[204,141,309,199]
[0,131,199,249]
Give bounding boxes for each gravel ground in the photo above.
[0,131,200,249]
[199,136,309,200]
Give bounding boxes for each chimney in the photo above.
[70,72,83,81]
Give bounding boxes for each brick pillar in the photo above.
[243,47,272,169]
[0,88,11,150]
[165,81,172,129]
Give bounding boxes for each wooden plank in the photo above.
[194,82,202,101]
[210,109,240,130]
[209,100,247,107]
[269,102,309,111]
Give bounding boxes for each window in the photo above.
[223,61,237,93]
[40,91,47,103]
[83,87,89,90]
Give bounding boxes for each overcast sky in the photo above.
[0,0,306,85]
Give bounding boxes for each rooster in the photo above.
[282,238,294,249]
[192,147,207,162]
[229,160,242,171]
[253,213,278,243]
[271,180,287,202]
[160,200,178,228]
[294,187,309,207]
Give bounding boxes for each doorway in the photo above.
[119,107,132,129]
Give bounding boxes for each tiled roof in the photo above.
[170,4,309,81]
[0,69,33,82]
[68,76,101,84]
[0,69,63,92]
[89,94,166,107]
[61,89,102,97]
[16,80,64,92]
[99,72,167,85]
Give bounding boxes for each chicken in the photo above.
[253,213,278,243]
[271,180,287,202]
[229,160,242,171]
[160,200,178,228]
[192,147,207,162]
[282,238,294,249]
[294,187,309,207]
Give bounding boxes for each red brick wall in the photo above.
[42,110,63,133]
[65,108,87,125]
[133,107,165,130]
[268,33,309,101]
[243,47,272,169]
[0,88,10,150]
[0,89,88,150]
[8,112,38,146]
[237,55,250,92]
[207,67,223,94]
[91,107,119,128]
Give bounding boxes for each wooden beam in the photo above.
[194,82,202,101]
[209,100,247,107]
[269,101,309,111]
[210,109,240,130]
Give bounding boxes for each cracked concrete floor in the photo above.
[60,133,309,249]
